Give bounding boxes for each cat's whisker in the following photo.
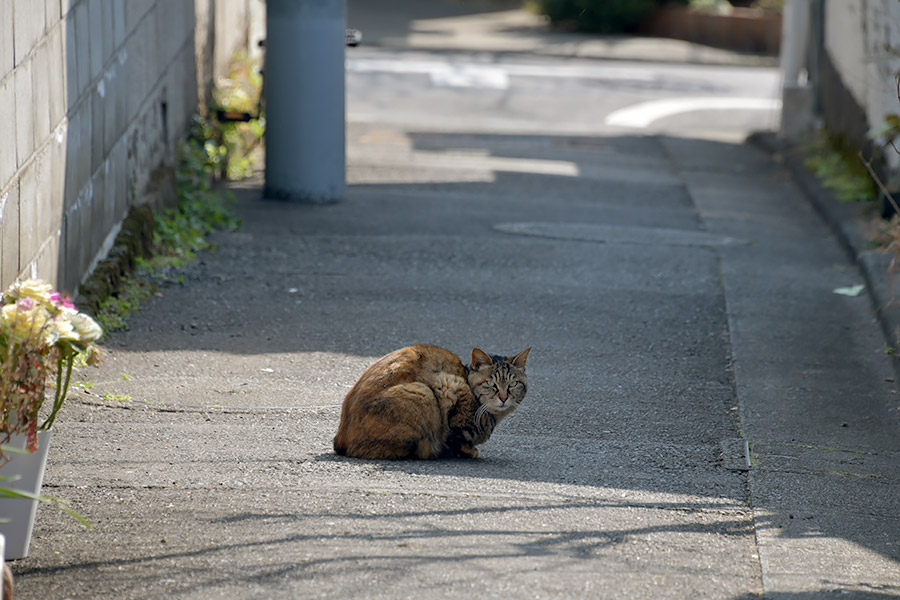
[474,403,489,431]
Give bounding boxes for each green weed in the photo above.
[212,51,265,180]
[93,115,243,335]
[803,132,876,204]
[95,278,156,334]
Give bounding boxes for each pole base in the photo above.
[263,185,341,204]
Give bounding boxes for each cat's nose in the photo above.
[498,391,508,403]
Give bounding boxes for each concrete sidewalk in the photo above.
[12,134,900,599]
[10,3,900,599]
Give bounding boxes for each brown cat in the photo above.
[333,344,531,459]
[3,563,13,600]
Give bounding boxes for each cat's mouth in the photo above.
[491,400,515,413]
[476,400,512,420]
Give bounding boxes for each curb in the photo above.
[750,131,900,356]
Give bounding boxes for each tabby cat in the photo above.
[333,344,531,459]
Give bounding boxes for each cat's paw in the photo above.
[456,445,479,459]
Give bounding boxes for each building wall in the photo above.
[822,1,867,108]
[859,0,900,177]
[820,0,900,174]
[0,0,256,296]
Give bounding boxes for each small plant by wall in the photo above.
[79,53,265,332]
[79,50,263,334]
[210,52,265,181]
[803,132,876,205]
[88,119,243,335]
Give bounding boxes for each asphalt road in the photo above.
[12,43,900,600]
[346,47,781,141]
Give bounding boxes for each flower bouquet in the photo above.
[0,279,101,557]
[0,278,102,457]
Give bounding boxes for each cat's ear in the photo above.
[471,348,493,370]
[511,347,531,370]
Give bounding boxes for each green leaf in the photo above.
[0,484,91,528]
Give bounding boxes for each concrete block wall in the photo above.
[811,0,900,177]
[0,0,256,296]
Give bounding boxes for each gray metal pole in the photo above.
[264,0,346,203]
[779,0,814,140]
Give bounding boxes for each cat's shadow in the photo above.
[314,451,515,478]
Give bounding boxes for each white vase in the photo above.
[0,533,5,600]
[0,430,52,560]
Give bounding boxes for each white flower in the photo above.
[6,279,54,307]
[69,312,103,343]
[1,300,57,346]
[53,313,80,342]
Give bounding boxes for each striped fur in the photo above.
[333,345,530,459]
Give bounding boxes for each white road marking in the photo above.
[605,97,782,128]
[350,148,581,176]
[347,58,507,88]
[428,153,580,176]
[430,64,509,89]
[346,58,657,90]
